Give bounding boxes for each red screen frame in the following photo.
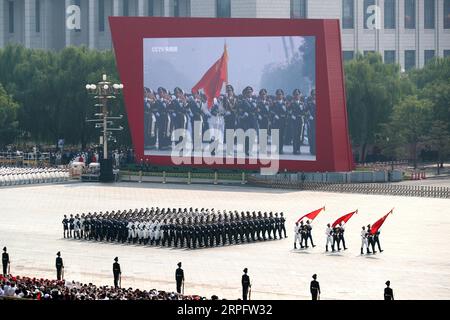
[110,17,353,172]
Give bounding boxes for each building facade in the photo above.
[1,0,449,69]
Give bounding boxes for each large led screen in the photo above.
[143,36,316,162]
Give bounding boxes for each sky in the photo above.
[143,35,315,95]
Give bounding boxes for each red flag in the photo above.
[370,209,394,235]
[192,44,228,109]
[296,206,325,223]
[332,210,358,227]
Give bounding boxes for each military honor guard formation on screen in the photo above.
[144,85,316,156]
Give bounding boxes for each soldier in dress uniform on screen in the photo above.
[257,88,271,141]
[290,89,306,155]
[189,92,207,150]
[237,86,258,156]
[155,87,171,150]
[306,89,316,155]
[144,88,158,149]
[271,89,287,154]
[223,84,238,146]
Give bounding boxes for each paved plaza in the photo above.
[1,182,449,300]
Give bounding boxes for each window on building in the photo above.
[217,0,231,18]
[8,1,14,33]
[342,0,354,29]
[148,0,154,16]
[98,0,105,31]
[405,50,416,70]
[424,50,435,64]
[148,0,164,16]
[343,51,354,62]
[384,0,396,29]
[424,0,435,29]
[363,0,375,29]
[364,50,375,56]
[174,0,190,17]
[384,50,396,64]
[291,0,307,19]
[445,0,450,29]
[123,0,129,16]
[404,0,416,29]
[444,50,450,57]
[35,0,41,32]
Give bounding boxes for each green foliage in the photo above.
[0,45,131,148]
[0,84,20,147]
[344,52,411,161]
[424,120,450,173]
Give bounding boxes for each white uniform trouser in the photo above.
[326,235,333,247]
[361,238,368,249]
[295,232,301,244]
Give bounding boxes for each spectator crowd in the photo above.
[0,275,214,300]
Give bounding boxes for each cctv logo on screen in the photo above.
[152,46,179,53]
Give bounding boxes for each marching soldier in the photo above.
[361,226,371,254]
[2,247,10,276]
[339,222,347,250]
[62,215,69,238]
[175,262,184,294]
[310,274,321,300]
[279,212,287,238]
[367,225,376,253]
[299,220,306,248]
[331,226,341,251]
[113,257,121,289]
[242,268,251,301]
[55,251,64,281]
[68,214,75,238]
[374,231,383,253]
[294,222,301,249]
[305,220,315,247]
[325,223,333,252]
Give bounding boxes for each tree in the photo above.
[0,45,131,148]
[388,95,432,168]
[344,52,412,162]
[424,120,450,174]
[0,84,20,147]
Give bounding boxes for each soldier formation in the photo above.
[61,207,287,248]
[144,85,316,155]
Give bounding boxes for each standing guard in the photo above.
[175,262,185,294]
[56,251,64,281]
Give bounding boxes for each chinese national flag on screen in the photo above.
[370,209,394,235]
[192,44,228,109]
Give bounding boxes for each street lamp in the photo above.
[86,74,123,160]
[86,74,123,181]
